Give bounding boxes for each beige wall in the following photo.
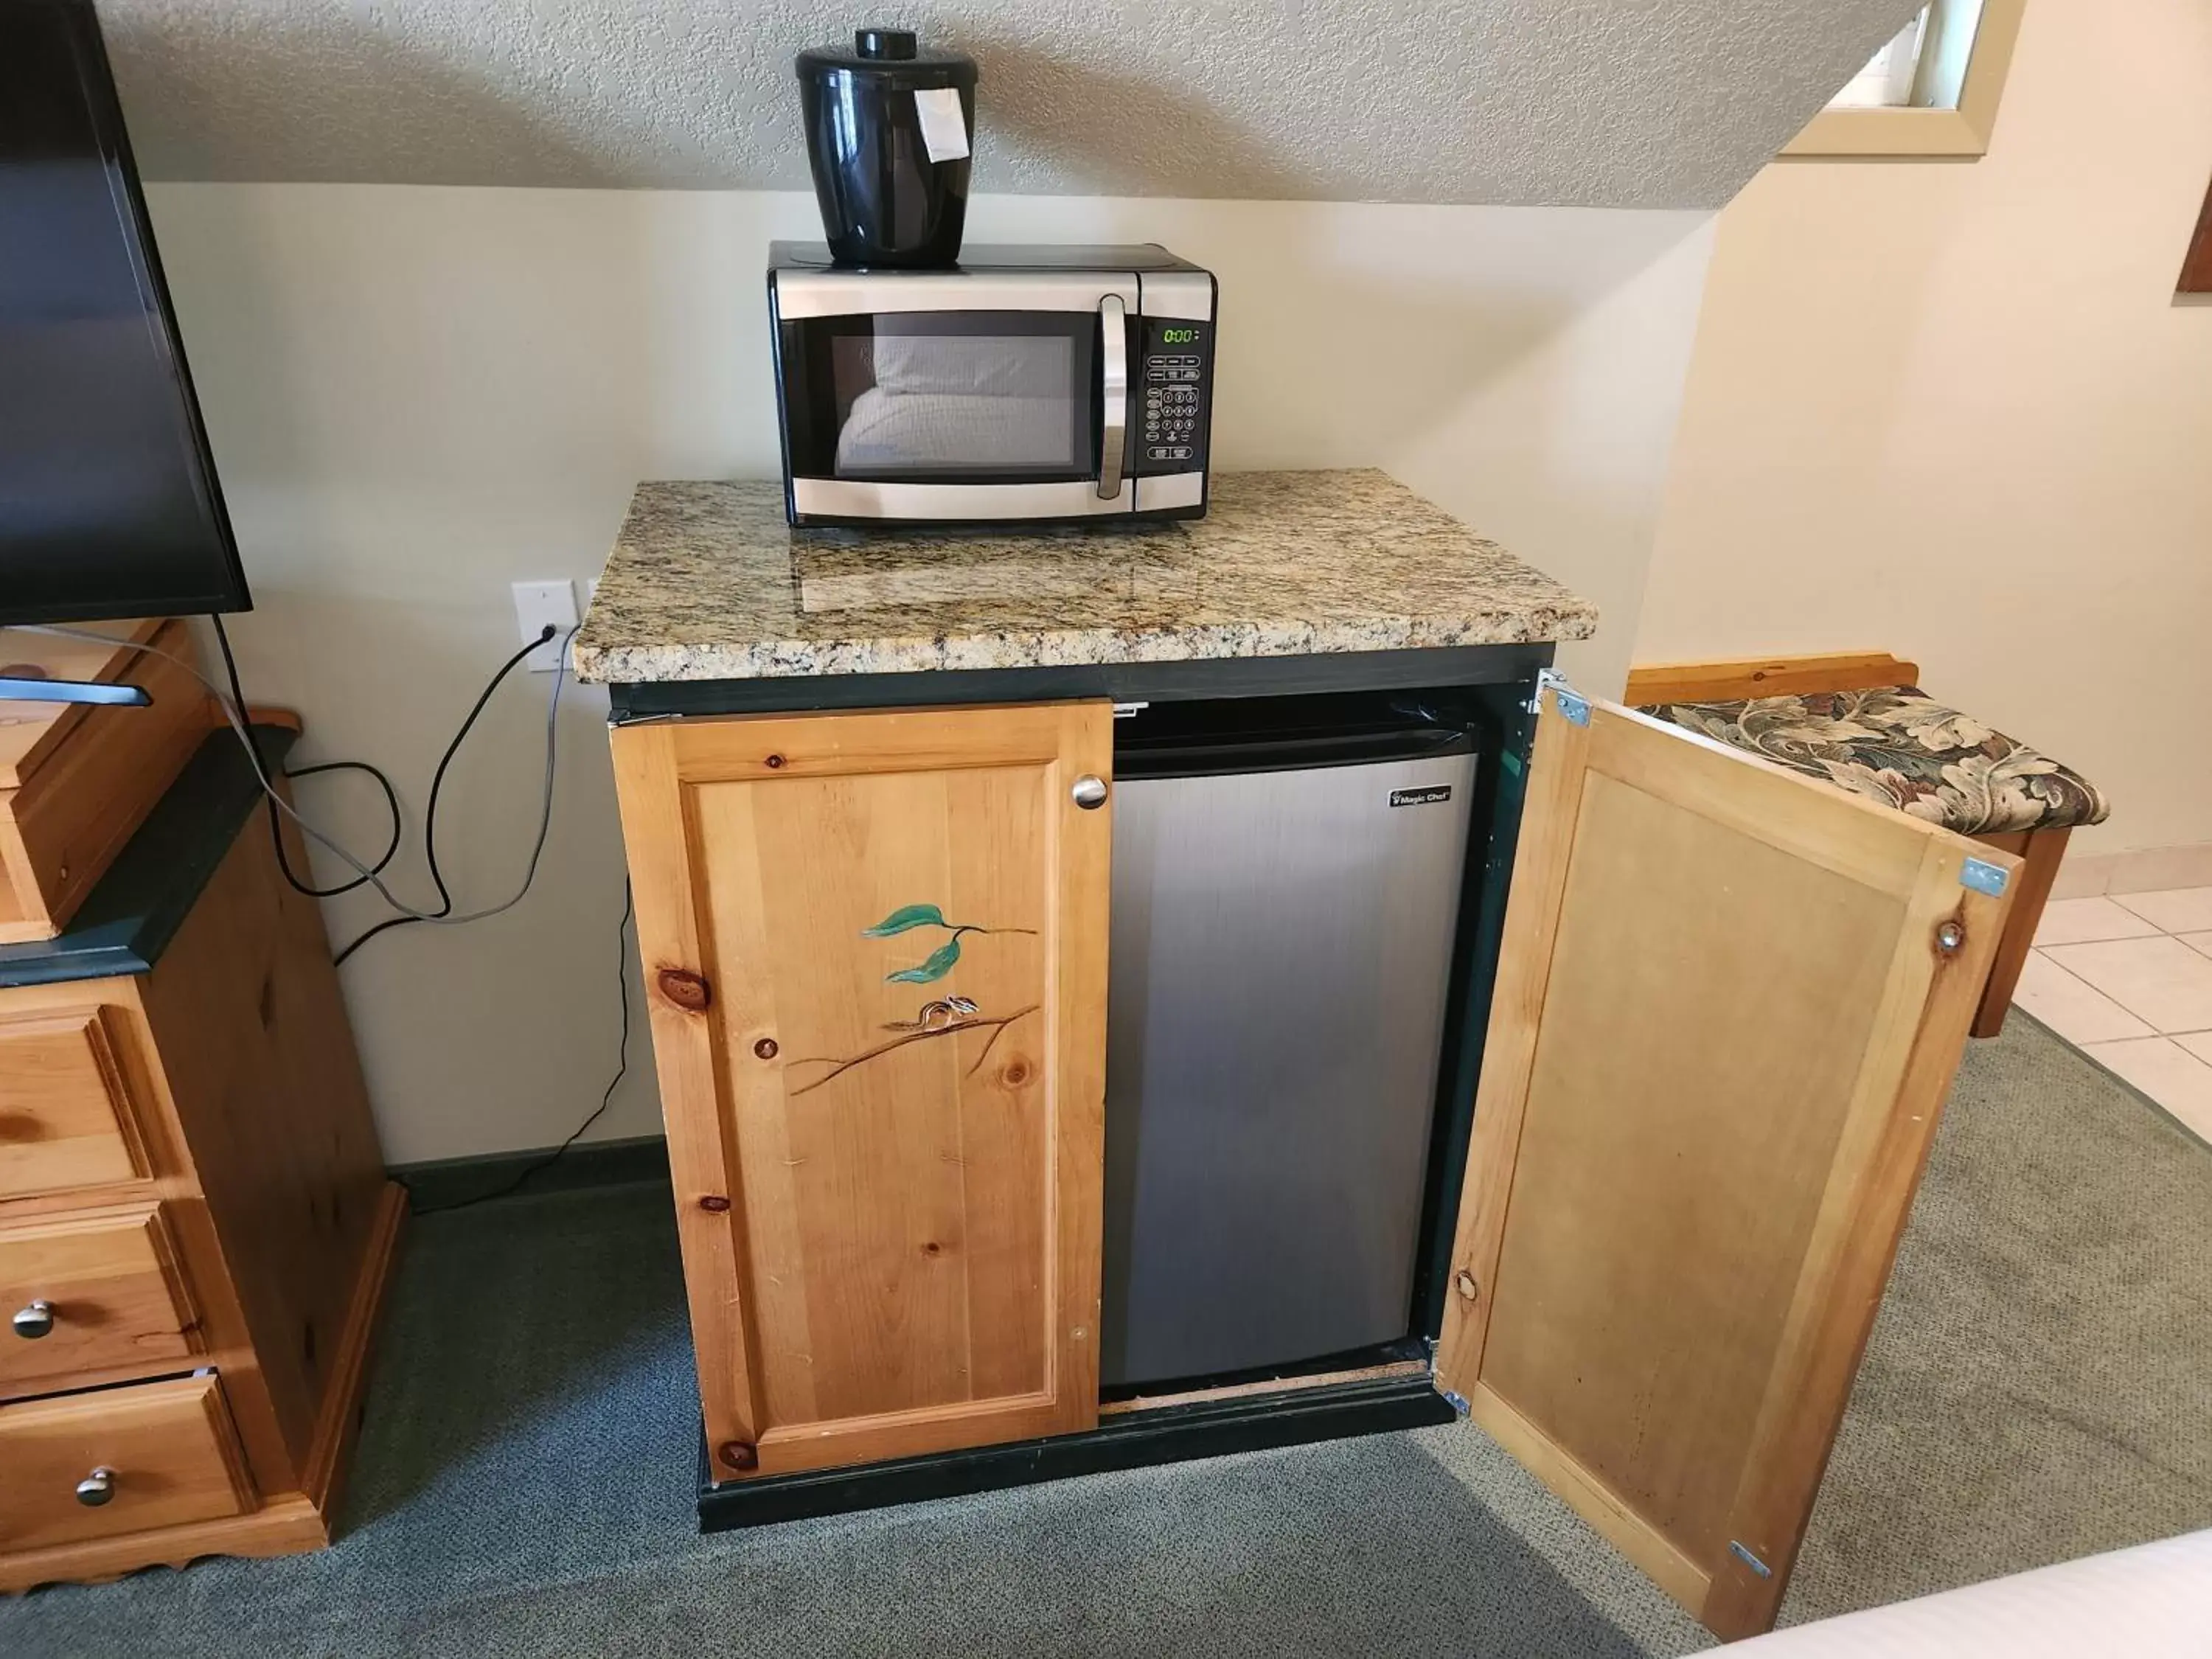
[1639,0,2212,866]
[147,183,1713,1162]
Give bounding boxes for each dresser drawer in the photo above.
[0,1374,253,1553]
[0,1205,196,1394]
[0,1007,150,1199]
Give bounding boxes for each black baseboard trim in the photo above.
[695,1371,1455,1531]
[392,1134,670,1210]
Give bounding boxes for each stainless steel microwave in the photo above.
[768,242,1217,527]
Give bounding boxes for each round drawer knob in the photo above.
[1071,774,1108,810]
[12,1299,55,1340]
[75,1467,116,1507]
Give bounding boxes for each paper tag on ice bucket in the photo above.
[914,87,970,163]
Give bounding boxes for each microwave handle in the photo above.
[1097,295,1127,499]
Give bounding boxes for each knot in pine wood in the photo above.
[657,967,712,1012]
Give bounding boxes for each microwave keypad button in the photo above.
[1139,338,1204,469]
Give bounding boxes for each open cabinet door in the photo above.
[1434,681,2017,1640]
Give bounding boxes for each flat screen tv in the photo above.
[0,0,250,627]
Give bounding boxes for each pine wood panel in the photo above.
[0,1375,255,1554]
[132,787,392,1477]
[0,1007,150,1198]
[0,1493,327,1596]
[1438,692,2012,1640]
[0,620,210,944]
[1971,827,2068,1038]
[0,1203,198,1392]
[1623,653,1919,707]
[612,702,1110,1480]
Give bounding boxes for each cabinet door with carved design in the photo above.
[611,701,1110,1481]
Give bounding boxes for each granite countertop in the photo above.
[571,469,1596,685]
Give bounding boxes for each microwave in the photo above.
[768,242,1217,527]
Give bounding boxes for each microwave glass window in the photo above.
[833,331,1078,475]
[779,311,1102,485]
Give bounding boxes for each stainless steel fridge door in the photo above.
[1102,748,1478,1387]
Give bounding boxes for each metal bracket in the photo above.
[1112,702,1150,719]
[1534,668,1590,727]
[1728,1540,1773,1579]
[1440,1390,1471,1419]
[1960,856,2011,898]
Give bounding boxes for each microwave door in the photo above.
[773,275,1139,521]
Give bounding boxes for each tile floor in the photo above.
[2015,888,2212,1140]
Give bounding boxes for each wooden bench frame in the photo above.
[1624,653,2067,1040]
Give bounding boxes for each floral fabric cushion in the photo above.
[1639,686,2110,837]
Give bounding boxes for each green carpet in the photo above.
[2,1015,2205,1657]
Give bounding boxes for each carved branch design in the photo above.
[787,1005,1040,1097]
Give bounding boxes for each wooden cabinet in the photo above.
[608,680,2008,1637]
[612,702,1111,1480]
[0,728,403,1594]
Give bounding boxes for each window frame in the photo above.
[1782,0,2027,159]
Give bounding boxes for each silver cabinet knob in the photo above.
[75,1467,116,1507]
[1071,774,1109,810]
[12,1299,54,1339]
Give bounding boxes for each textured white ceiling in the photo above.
[100,1,1924,207]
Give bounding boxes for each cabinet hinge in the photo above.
[1531,668,1590,727]
[1441,1389,1471,1419]
[1960,856,2010,897]
[1728,1540,1773,1579]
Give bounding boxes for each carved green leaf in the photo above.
[862,903,947,938]
[886,937,961,984]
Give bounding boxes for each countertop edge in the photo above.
[573,608,1599,686]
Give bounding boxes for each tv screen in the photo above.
[0,0,250,627]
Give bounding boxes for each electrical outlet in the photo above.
[511,580,578,672]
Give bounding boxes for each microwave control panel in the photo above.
[1133,317,1211,474]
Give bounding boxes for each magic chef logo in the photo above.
[1388,785,1453,808]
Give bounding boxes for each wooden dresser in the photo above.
[0,720,402,1593]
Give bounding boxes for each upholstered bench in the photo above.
[1628,653,2110,1038]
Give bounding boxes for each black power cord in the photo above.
[407,880,635,1216]
[212,613,403,900]
[330,624,556,967]
[204,615,619,1211]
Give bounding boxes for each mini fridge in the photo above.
[1101,695,1478,1388]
